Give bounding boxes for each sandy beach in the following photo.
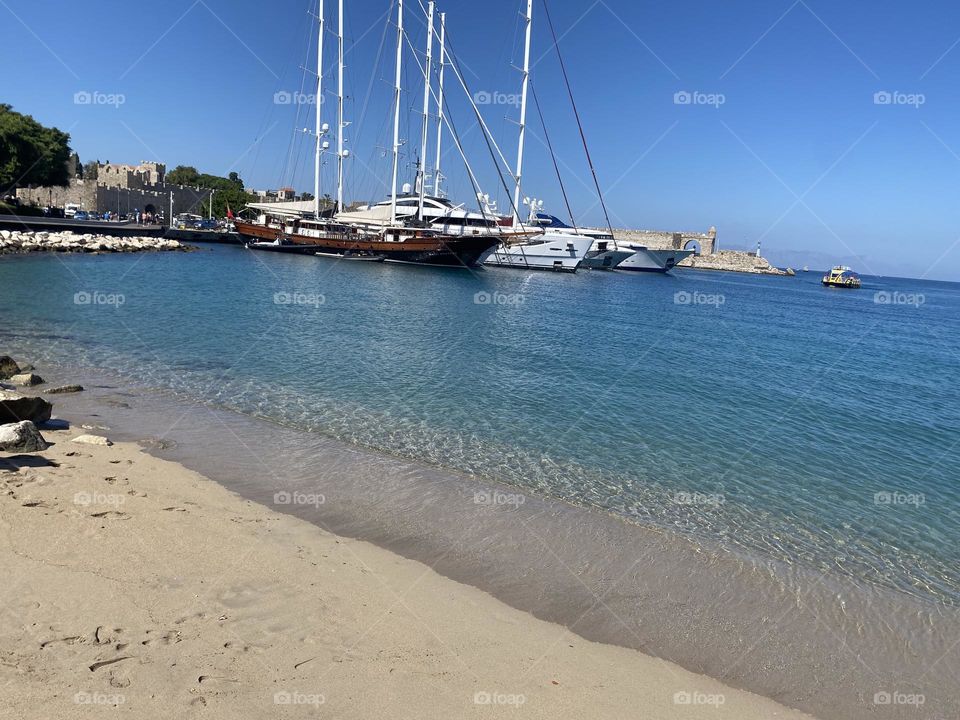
[0,422,814,719]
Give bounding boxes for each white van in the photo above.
[64,203,81,218]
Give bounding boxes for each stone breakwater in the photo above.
[0,230,188,255]
[679,250,793,276]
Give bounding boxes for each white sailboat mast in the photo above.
[512,0,532,225]
[314,0,325,218]
[389,0,404,226]
[417,1,435,218]
[432,11,446,197]
[336,0,344,212]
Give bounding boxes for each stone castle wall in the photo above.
[17,180,211,217]
[614,227,717,255]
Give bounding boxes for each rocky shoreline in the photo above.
[0,354,87,453]
[679,250,794,276]
[0,230,189,255]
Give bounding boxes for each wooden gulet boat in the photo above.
[236,217,501,267]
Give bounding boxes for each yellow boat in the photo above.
[822,266,861,288]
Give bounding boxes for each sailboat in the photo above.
[236,0,502,267]
[481,0,592,272]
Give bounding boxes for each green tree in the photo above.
[166,165,200,186]
[83,160,100,181]
[0,104,72,190]
[68,151,81,178]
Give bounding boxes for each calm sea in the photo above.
[2,245,958,718]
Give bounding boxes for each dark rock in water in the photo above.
[47,384,84,394]
[0,356,20,379]
[0,421,49,452]
[9,372,44,387]
[0,390,53,424]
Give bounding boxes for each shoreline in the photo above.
[1,393,817,718]
[4,356,958,719]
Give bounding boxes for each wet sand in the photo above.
[0,420,822,719]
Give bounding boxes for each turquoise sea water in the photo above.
[2,246,959,608]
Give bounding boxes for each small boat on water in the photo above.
[822,266,861,288]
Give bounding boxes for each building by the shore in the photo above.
[16,161,213,218]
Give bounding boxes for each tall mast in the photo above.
[432,11,446,197]
[417,1,435,218]
[336,0,344,212]
[512,0,532,225]
[389,0,404,226]
[314,0,325,218]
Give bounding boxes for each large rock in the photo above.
[71,434,112,447]
[0,356,20,379]
[46,384,84,394]
[0,421,48,453]
[9,372,44,387]
[0,390,53,424]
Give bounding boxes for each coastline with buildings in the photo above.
[14,161,215,221]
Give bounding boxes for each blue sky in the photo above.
[3,0,960,279]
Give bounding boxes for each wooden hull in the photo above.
[235,220,498,268]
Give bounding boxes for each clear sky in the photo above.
[3,0,960,279]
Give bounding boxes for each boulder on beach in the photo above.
[9,372,44,387]
[0,390,53,424]
[0,356,20,379]
[0,421,49,453]
[46,384,84,394]
[71,434,113,447]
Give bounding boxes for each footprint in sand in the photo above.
[21,500,54,509]
[89,656,131,672]
[89,511,130,520]
[95,626,123,645]
[141,629,183,646]
[40,636,85,649]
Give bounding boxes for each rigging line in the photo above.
[353,2,394,204]
[529,80,578,232]
[408,10,518,208]
[443,26,525,229]
[251,0,314,182]
[436,75,506,239]
[540,0,615,241]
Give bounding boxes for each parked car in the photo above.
[64,203,81,217]
[73,211,90,221]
